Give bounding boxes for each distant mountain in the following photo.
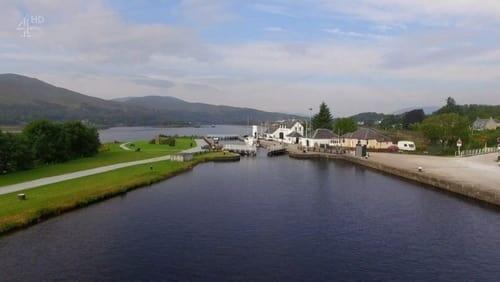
[0,74,300,126]
[114,96,302,124]
[392,106,439,115]
[0,74,155,126]
[349,112,386,124]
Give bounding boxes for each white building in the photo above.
[340,128,393,149]
[301,128,338,148]
[265,121,304,143]
[472,117,499,131]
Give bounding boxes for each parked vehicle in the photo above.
[387,145,399,153]
[397,141,416,151]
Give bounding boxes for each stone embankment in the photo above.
[289,148,500,207]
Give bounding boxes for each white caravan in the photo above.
[397,141,416,151]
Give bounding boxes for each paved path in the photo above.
[181,139,208,154]
[0,139,206,196]
[119,142,133,151]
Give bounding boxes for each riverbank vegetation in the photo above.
[0,138,194,187]
[0,151,238,235]
[0,120,100,174]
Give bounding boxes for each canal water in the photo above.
[1,128,500,280]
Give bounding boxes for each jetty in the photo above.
[223,144,257,156]
[206,134,239,141]
[267,144,287,157]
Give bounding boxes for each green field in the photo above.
[0,138,195,187]
[0,152,236,235]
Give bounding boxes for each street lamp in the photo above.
[307,107,313,139]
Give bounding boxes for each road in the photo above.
[0,139,208,196]
[368,152,500,192]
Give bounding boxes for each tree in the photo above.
[0,131,33,173]
[380,115,402,130]
[446,97,456,107]
[311,102,333,130]
[23,120,100,164]
[23,120,68,163]
[62,121,100,159]
[402,109,425,129]
[436,97,462,115]
[420,113,470,146]
[333,118,357,135]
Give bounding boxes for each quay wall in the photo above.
[289,152,500,207]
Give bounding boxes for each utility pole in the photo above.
[307,107,313,138]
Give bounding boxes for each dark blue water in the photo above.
[1,152,500,281]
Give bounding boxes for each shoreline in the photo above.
[0,153,240,236]
[289,151,500,208]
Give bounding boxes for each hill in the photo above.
[0,74,301,126]
[0,74,151,126]
[115,96,302,124]
[349,112,386,125]
[434,103,500,121]
[393,106,439,115]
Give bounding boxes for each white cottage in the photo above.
[265,121,304,144]
[301,128,338,148]
[341,128,393,149]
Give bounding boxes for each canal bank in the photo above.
[0,152,240,236]
[3,148,500,280]
[289,150,500,207]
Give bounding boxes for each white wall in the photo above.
[341,138,393,149]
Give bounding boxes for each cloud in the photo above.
[253,3,295,17]
[0,0,499,116]
[132,78,175,89]
[179,0,235,24]
[1,0,212,65]
[316,0,500,25]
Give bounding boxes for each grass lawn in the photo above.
[0,138,195,187]
[0,151,236,235]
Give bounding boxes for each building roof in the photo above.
[341,127,392,142]
[473,117,499,130]
[311,128,337,139]
[264,120,304,134]
[282,120,303,128]
[286,131,303,138]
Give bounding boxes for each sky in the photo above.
[1,0,500,116]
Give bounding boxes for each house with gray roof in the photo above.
[264,120,304,144]
[301,128,339,148]
[472,117,499,131]
[341,128,394,149]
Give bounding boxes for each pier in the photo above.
[223,144,257,156]
[267,144,287,157]
[206,134,240,140]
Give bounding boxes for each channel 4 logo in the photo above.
[17,15,45,38]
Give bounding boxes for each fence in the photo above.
[456,147,499,157]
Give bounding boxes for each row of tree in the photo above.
[0,120,100,173]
